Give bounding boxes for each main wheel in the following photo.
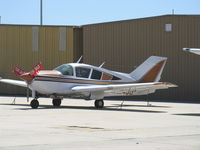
[94,99,104,109]
[30,99,39,109]
[52,99,62,107]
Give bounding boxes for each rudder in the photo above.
[129,56,167,83]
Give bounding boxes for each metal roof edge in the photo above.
[82,14,200,27]
[0,24,80,28]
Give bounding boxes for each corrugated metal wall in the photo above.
[83,15,200,101]
[0,25,82,95]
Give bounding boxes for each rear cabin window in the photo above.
[76,67,91,78]
[112,76,121,80]
[101,73,113,80]
[91,69,102,80]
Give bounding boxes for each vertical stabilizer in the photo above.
[130,56,167,82]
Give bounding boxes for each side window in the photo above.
[76,67,91,78]
[112,76,121,80]
[91,69,102,80]
[101,73,113,80]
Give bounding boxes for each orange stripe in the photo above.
[139,60,165,83]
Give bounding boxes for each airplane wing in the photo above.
[0,78,27,87]
[71,82,177,93]
[183,48,200,55]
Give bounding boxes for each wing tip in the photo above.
[156,82,178,88]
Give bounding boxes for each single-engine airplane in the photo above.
[0,56,177,109]
[183,48,200,55]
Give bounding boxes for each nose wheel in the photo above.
[30,99,39,109]
[94,99,104,108]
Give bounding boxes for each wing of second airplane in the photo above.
[71,82,177,93]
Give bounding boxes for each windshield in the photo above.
[54,64,73,76]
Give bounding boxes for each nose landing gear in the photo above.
[30,99,39,109]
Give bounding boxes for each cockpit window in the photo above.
[91,69,102,80]
[76,67,91,78]
[54,64,73,76]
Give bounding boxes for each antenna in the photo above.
[172,9,175,15]
[99,62,105,68]
[40,0,43,26]
[76,56,83,63]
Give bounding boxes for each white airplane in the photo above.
[183,48,200,55]
[0,56,177,109]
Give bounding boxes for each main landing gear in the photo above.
[30,98,62,109]
[52,99,62,107]
[94,99,104,109]
[30,99,39,109]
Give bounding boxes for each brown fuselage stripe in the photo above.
[34,76,130,85]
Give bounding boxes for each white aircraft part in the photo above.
[183,48,200,55]
[104,88,156,96]
[0,79,27,87]
[90,91,104,99]
[31,80,75,95]
[32,90,36,98]
[129,56,167,81]
[72,82,177,94]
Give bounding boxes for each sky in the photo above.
[0,0,200,26]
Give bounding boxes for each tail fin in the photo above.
[130,56,167,83]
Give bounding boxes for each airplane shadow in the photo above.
[173,113,200,117]
[110,104,171,108]
[0,103,166,113]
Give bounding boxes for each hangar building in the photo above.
[0,25,82,94]
[0,15,200,101]
[83,15,200,101]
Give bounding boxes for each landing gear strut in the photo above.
[52,99,62,107]
[94,99,104,109]
[30,99,39,109]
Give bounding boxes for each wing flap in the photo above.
[71,82,177,92]
[0,79,27,87]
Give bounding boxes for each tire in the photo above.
[52,99,61,107]
[94,99,104,109]
[30,99,39,109]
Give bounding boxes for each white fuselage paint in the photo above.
[29,63,135,97]
[30,78,154,99]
